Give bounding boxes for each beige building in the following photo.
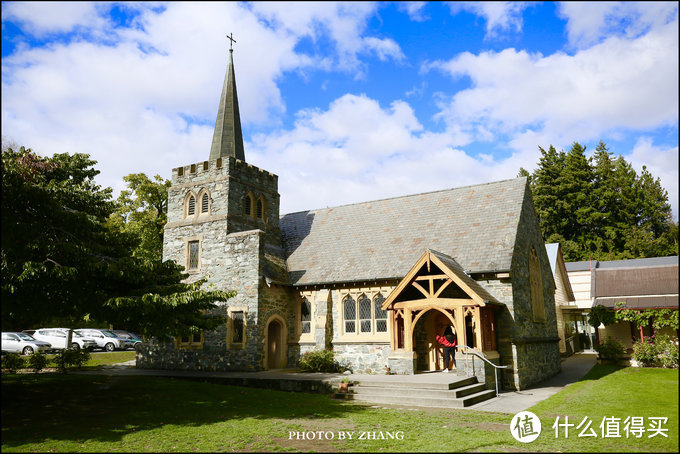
[545,244,577,355]
[565,256,679,350]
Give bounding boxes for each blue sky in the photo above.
[2,2,678,219]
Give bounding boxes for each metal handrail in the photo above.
[457,345,509,397]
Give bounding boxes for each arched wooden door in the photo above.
[266,318,286,369]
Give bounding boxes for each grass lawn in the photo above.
[1,364,677,452]
[8,351,137,372]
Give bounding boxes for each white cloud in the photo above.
[627,137,679,220]
[447,1,529,38]
[1,1,404,199]
[558,1,678,49]
[2,1,107,36]
[397,2,429,22]
[425,16,678,148]
[247,93,532,214]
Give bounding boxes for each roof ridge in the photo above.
[280,176,526,217]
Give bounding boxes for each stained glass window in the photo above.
[359,294,372,333]
[188,240,199,270]
[301,298,311,334]
[374,294,387,332]
[344,296,356,333]
[232,311,244,343]
[256,199,263,219]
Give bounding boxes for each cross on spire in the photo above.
[227,32,236,50]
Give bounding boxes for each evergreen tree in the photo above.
[521,141,678,261]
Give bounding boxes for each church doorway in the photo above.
[413,310,455,371]
[265,317,287,370]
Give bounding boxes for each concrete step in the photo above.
[349,375,497,408]
[353,388,497,409]
[353,376,477,390]
[352,382,487,399]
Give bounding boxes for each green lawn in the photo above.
[1,365,677,452]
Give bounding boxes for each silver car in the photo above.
[75,329,133,352]
[1,332,52,355]
[32,328,97,351]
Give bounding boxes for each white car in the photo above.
[1,332,52,355]
[75,329,132,352]
[32,328,97,351]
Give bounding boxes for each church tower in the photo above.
[160,39,287,368]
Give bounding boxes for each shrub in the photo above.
[655,335,679,369]
[27,352,49,373]
[595,337,626,360]
[298,349,345,373]
[2,353,25,373]
[633,335,679,368]
[54,348,91,373]
[632,338,658,367]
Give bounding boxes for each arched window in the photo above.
[529,245,545,322]
[256,198,263,219]
[358,294,372,333]
[244,194,252,217]
[187,195,195,216]
[343,296,356,334]
[301,298,311,334]
[201,193,209,214]
[374,294,387,333]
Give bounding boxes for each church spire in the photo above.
[209,33,245,162]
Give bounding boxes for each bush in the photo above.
[2,353,25,373]
[298,349,346,373]
[595,337,626,360]
[632,335,679,368]
[54,348,91,373]
[27,352,49,373]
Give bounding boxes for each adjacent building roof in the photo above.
[545,243,575,302]
[280,178,528,286]
[591,257,678,309]
[565,255,678,272]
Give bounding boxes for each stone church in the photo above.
[138,46,561,391]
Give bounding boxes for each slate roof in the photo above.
[279,178,528,286]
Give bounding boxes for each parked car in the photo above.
[75,329,133,352]
[1,332,52,355]
[21,329,36,337]
[112,330,142,347]
[32,328,97,351]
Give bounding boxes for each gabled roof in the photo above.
[280,178,528,286]
[382,249,502,310]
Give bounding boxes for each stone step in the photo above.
[352,382,487,399]
[353,389,497,409]
[353,376,477,390]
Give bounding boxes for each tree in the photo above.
[522,141,678,261]
[108,173,171,266]
[1,147,232,338]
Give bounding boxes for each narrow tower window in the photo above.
[188,195,195,216]
[188,240,199,270]
[244,195,252,216]
[256,198,263,219]
[232,311,244,344]
[201,193,209,214]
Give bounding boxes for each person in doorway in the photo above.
[436,325,457,373]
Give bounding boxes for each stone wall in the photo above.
[333,342,391,374]
[502,184,561,389]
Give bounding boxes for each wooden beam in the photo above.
[415,274,448,281]
[411,281,430,298]
[433,278,453,298]
[393,298,474,310]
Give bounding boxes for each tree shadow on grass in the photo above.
[578,363,626,381]
[1,374,371,449]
